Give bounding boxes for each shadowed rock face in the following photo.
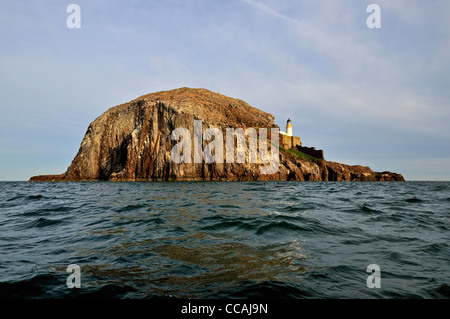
[29,87,404,182]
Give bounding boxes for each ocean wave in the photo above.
[28,217,67,228]
[406,197,424,203]
[256,221,310,235]
[0,274,62,299]
[21,205,75,216]
[212,280,313,299]
[430,284,450,298]
[115,204,148,212]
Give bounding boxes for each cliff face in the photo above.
[29,87,404,182]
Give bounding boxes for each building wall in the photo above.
[280,134,301,149]
[279,130,325,160]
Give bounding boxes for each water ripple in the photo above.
[0,181,448,299]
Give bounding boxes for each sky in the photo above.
[0,0,449,181]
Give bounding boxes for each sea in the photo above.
[0,181,448,299]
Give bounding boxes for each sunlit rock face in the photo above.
[29,87,404,182]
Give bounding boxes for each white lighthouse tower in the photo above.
[286,118,293,136]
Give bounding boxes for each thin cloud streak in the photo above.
[239,0,449,139]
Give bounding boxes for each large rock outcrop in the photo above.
[29,87,404,182]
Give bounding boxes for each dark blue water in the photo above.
[0,181,448,299]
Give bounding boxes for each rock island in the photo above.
[29,87,404,182]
